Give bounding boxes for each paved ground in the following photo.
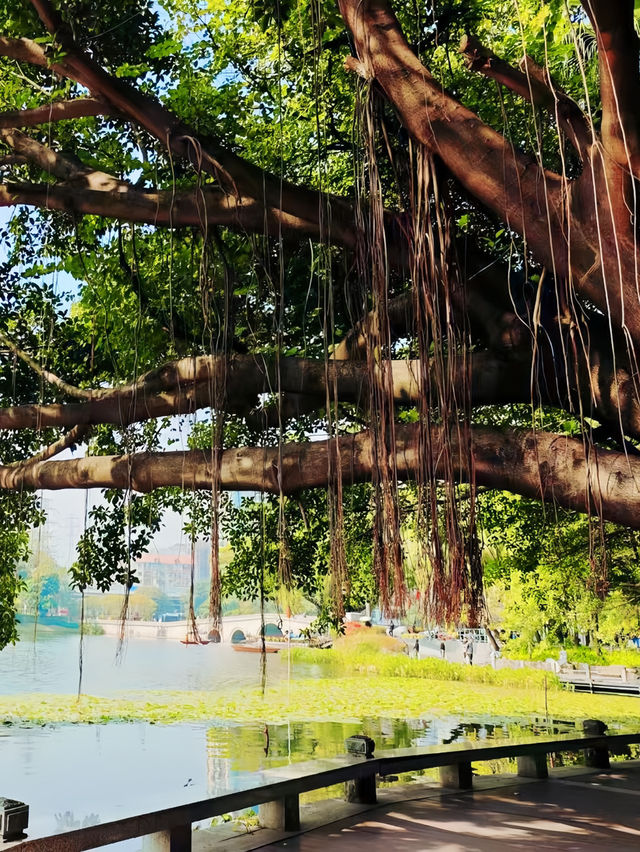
[221,761,640,852]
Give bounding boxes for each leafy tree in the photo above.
[597,592,640,645]
[481,494,640,649]
[83,590,157,620]
[222,486,376,628]
[1,1,640,642]
[0,494,43,644]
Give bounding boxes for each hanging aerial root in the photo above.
[409,143,482,626]
[353,82,407,616]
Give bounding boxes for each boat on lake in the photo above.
[232,643,279,654]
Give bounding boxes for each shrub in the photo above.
[289,645,560,690]
[501,638,640,668]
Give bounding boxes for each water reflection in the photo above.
[203,715,530,780]
[54,811,100,831]
[0,629,550,852]
[0,628,299,695]
[1,716,538,843]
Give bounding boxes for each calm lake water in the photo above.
[0,627,529,851]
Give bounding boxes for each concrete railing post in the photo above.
[344,735,377,804]
[517,752,548,779]
[146,824,192,851]
[259,794,301,831]
[583,719,610,769]
[439,762,473,789]
[344,774,377,804]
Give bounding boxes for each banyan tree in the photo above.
[1,0,640,641]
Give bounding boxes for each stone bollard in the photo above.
[582,719,610,769]
[0,798,29,842]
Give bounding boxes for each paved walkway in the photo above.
[196,761,640,852]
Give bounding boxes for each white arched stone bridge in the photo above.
[96,613,314,642]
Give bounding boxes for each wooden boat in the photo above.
[232,643,279,654]
[180,638,210,645]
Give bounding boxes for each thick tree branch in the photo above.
[339,0,565,276]
[24,0,363,253]
[29,0,62,35]
[0,130,362,247]
[0,180,345,240]
[0,355,396,429]
[0,98,114,129]
[6,423,90,467]
[584,0,640,172]
[0,128,123,190]
[459,35,591,153]
[0,155,28,168]
[0,353,489,430]
[0,326,91,400]
[2,349,640,447]
[0,35,78,81]
[1,424,640,530]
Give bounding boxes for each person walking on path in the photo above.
[439,638,446,660]
[414,638,420,659]
[467,640,474,666]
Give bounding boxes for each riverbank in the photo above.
[2,672,639,726]
[289,646,561,688]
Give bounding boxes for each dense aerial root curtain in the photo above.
[409,148,482,626]
[207,233,233,636]
[347,8,482,623]
[336,0,640,614]
[354,81,406,616]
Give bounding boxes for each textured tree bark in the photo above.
[3,347,640,445]
[2,425,640,529]
[338,0,565,273]
[0,97,114,128]
[583,0,640,173]
[338,0,640,345]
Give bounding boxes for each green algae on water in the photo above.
[1,675,638,726]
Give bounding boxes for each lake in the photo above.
[0,627,529,850]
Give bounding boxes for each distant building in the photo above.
[135,553,194,596]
